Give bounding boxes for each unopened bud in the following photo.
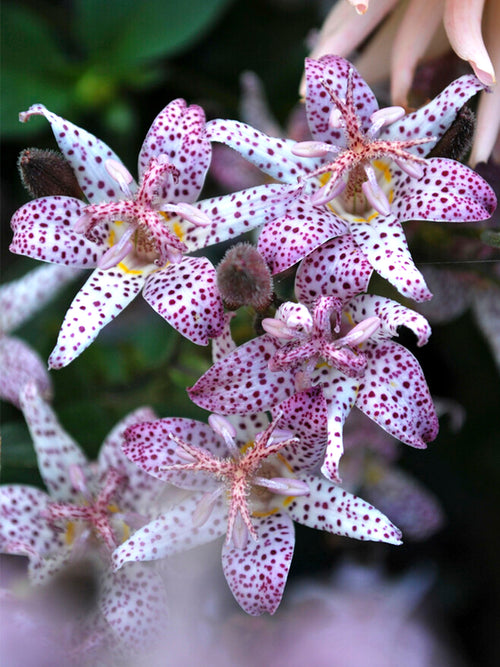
[18,148,84,199]
[217,243,273,312]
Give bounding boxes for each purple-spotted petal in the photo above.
[188,336,295,415]
[258,197,348,275]
[295,235,373,305]
[139,99,210,202]
[391,158,497,222]
[0,337,52,408]
[345,294,432,346]
[357,341,438,447]
[212,313,237,362]
[112,496,227,568]
[123,417,226,490]
[349,216,433,302]
[142,257,225,345]
[305,55,379,145]
[206,119,312,183]
[99,563,168,649]
[48,268,146,369]
[19,104,135,204]
[382,75,486,156]
[221,511,295,616]
[19,382,88,502]
[287,473,402,545]
[10,196,104,267]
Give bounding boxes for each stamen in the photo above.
[394,157,425,179]
[361,178,391,217]
[231,512,250,549]
[97,227,135,270]
[105,159,134,197]
[310,177,346,206]
[292,141,338,158]
[208,414,239,455]
[261,317,296,340]
[192,488,223,527]
[162,202,211,227]
[254,476,310,496]
[335,316,381,347]
[69,464,91,500]
[368,106,406,137]
[329,107,344,129]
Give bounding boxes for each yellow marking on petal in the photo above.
[315,360,330,370]
[107,504,119,513]
[282,496,295,507]
[252,507,279,518]
[241,440,255,455]
[121,523,131,543]
[373,160,392,183]
[108,229,116,246]
[114,220,124,226]
[117,261,144,275]
[388,188,394,204]
[65,521,75,546]
[276,452,294,474]
[172,221,185,243]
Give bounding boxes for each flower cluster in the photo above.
[3,52,497,658]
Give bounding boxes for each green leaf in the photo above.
[74,0,233,68]
[481,230,500,249]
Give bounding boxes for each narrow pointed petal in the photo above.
[257,198,349,275]
[205,119,310,183]
[19,104,135,204]
[112,497,227,569]
[350,217,433,302]
[357,341,438,447]
[382,75,486,156]
[123,417,225,490]
[305,55,379,143]
[99,563,168,649]
[345,294,432,346]
[188,336,295,415]
[19,382,88,501]
[287,474,402,544]
[0,337,52,408]
[470,78,500,166]
[221,512,295,616]
[0,264,82,334]
[295,236,373,305]
[391,158,497,222]
[48,268,146,369]
[10,196,104,267]
[444,0,495,85]
[142,257,225,345]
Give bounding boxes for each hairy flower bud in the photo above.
[18,148,84,199]
[216,242,273,312]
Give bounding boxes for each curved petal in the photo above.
[392,158,497,222]
[123,417,225,491]
[295,235,373,305]
[350,216,433,302]
[382,75,486,156]
[48,267,146,369]
[287,473,402,544]
[0,264,82,334]
[189,183,302,251]
[206,119,311,183]
[221,511,294,615]
[258,198,348,275]
[139,99,210,202]
[188,336,295,415]
[345,294,432,346]
[0,336,52,408]
[112,496,227,568]
[19,104,135,204]
[19,382,88,502]
[356,341,438,447]
[142,257,224,345]
[10,196,104,267]
[100,563,168,649]
[305,55,379,144]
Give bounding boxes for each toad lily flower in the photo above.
[189,236,438,482]
[113,411,401,616]
[10,101,294,367]
[206,56,496,301]
[0,383,167,649]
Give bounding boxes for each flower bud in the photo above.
[17,148,83,199]
[217,243,273,312]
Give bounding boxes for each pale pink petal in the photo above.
[239,70,283,137]
[349,216,433,302]
[10,196,104,267]
[257,198,348,275]
[142,257,225,345]
[0,264,82,334]
[188,336,295,415]
[472,283,500,371]
[212,313,237,362]
[112,497,227,568]
[99,563,168,648]
[287,473,402,544]
[221,511,295,615]
[295,236,373,306]
[356,341,438,447]
[48,268,147,369]
[444,0,495,85]
[0,337,52,408]
[18,382,88,501]
[345,294,432,346]
[19,104,135,204]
